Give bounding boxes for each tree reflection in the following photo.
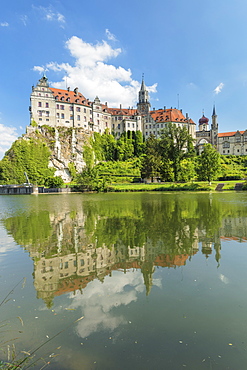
[2,193,247,306]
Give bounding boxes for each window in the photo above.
[223,141,230,148]
[45,102,49,108]
[38,102,42,107]
[61,113,64,119]
[112,123,115,129]
[118,124,120,129]
[97,113,99,117]
[84,108,86,113]
[128,123,130,127]
[64,262,68,269]
[70,115,73,120]
[38,111,42,116]
[132,123,135,128]
[46,111,49,117]
[84,116,87,121]
[77,115,80,121]
[76,107,81,112]
[60,105,64,110]
[69,106,73,111]
[56,104,59,109]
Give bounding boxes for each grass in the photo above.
[0,279,84,369]
[107,180,246,192]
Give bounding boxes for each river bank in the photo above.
[106,180,246,192]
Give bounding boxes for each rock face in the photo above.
[25,125,91,182]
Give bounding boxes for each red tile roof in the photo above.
[150,108,195,125]
[218,131,246,137]
[107,108,138,116]
[50,87,91,106]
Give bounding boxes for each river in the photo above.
[1,192,247,369]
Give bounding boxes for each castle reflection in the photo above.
[3,193,247,308]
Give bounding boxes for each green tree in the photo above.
[159,123,194,181]
[178,158,196,182]
[196,144,221,183]
[0,138,54,185]
[76,167,108,192]
[141,135,162,181]
[44,176,64,188]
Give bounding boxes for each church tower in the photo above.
[137,75,151,115]
[211,105,218,147]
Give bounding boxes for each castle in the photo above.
[30,75,247,155]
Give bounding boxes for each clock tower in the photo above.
[137,75,151,115]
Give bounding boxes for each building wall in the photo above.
[218,131,247,155]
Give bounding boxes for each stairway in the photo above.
[215,183,224,191]
[234,183,243,190]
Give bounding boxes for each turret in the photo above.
[137,75,151,115]
[211,104,218,147]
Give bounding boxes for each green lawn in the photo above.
[107,180,246,192]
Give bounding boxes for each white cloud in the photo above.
[0,22,9,27]
[34,36,157,107]
[0,123,18,159]
[214,82,224,94]
[33,5,65,26]
[33,65,46,74]
[20,15,28,26]
[68,270,146,338]
[219,273,229,284]
[105,29,117,41]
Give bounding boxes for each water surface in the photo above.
[1,192,247,369]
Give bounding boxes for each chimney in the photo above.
[74,87,78,95]
[67,87,70,92]
[186,113,189,119]
[164,106,166,111]
[153,107,155,111]
[105,102,107,106]
[120,104,122,109]
[180,109,182,113]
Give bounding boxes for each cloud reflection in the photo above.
[68,270,161,338]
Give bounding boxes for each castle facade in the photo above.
[30,75,247,155]
[30,75,196,139]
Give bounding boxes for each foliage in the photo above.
[0,138,55,185]
[159,123,195,181]
[44,176,64,188]
[178,158,196,182]
[196,144,222,183]
[68,162,77,180]
[141,135,162,180]
[76,167,108,192]
[94,158,141,183]
[83,145,94,168]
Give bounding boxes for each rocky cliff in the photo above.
[25,125,91,182]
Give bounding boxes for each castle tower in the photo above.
[198,112,209,131]
[211,105,218,147]
[137,75,151,115]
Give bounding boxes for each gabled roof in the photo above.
[218,130,246,137]
[107,108,138,116]
[150,108,195,125]
[50,87,91,106]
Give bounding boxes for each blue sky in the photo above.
[1,0,247,158]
